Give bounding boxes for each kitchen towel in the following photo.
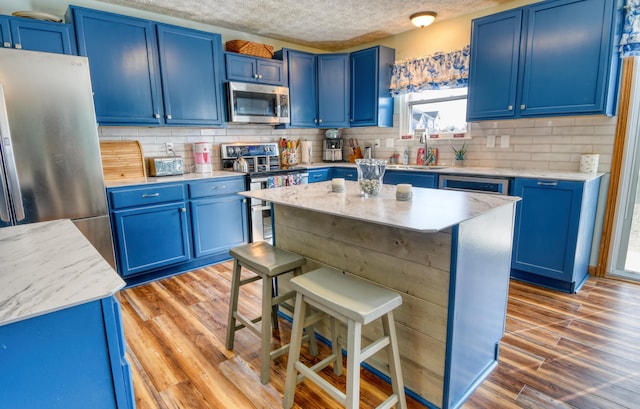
[580,154,599,173]
[301,140,312,164]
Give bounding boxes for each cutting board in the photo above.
[99,140,146,183]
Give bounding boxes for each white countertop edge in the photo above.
[104,170,244,188]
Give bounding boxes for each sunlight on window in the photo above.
[399,88,468,137]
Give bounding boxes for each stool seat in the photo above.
[229,241,306,277]
[284,266,407,409]
[290,267,402,325]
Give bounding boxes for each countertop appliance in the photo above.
[0,49,115,267]
[148,156,184,176]
[226,81,290,124]
[221,142,308,243]
[323,138,343,162]
[439,174,511,195]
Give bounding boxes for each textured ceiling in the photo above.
[97,0,511,51]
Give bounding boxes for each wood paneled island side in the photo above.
[242,181,519,409]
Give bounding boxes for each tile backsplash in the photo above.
[99,114,616,174]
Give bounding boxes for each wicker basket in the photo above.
[225,40,274,59]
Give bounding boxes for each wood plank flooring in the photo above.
[119,261,640,408]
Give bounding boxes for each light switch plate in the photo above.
[386,138,394,148]
[500,135,510,148]
[487,134,496,148]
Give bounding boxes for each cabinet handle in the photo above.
[346,173,354,178]
[312,174,322,178]
[3,42,11,48]
[318,119,323,123]
[314,119,318,124]
[14,43,22,49]
[154,113,160,119]
[508,105,513,111]
[166,114,172,120]
[210,185,226,190]
[537,181,558,187]
[258,74,263,79]
[181,208,186,212]
[142,193,160,198]
[520,104,526,110]
[254,74,259,78]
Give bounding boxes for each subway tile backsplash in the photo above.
[99,114,616,174]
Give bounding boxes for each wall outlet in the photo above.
[486,134,496,148]
[385,138,394,148]
[165,142,174,154]
[374,138,381,147]
[500,135,510,148]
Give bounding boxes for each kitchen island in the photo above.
[242,181,519,409]
[0,219,134,408]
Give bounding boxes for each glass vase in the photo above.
[356,159,386,196]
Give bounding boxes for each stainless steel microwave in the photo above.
[226,81,290,124]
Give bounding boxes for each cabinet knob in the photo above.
[3,42,10,48]
[318,119,323,123]
[508,105,513,111]
[166,114,172,120]
[520,104,526,110]
[14,43,22,50]
[258,74,263,79]
[254,74,259,78]
[181,208,186,213]
[154,113,160,119]
[314,119,318,124]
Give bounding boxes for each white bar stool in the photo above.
[226,241,318,384]
[283,267,407,409]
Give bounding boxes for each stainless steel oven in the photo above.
[221,142,308,243]
[439,174,511,195]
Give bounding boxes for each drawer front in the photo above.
[308,168,331,183]
[189,177,246,199]
[109,184,186,209]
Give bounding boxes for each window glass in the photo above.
[399,88,468,137]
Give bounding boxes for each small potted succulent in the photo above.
[452,144,467,167]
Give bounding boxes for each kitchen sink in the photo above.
[386,164,448,170]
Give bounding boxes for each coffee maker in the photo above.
[323,138,343,162]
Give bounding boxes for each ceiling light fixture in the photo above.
[410,11,437,28]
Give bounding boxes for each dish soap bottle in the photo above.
[402,149,409,165]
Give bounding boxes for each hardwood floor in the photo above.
[119,261,640,408]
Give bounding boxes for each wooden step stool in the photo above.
[283,267,407,409]
[225,241,318,384]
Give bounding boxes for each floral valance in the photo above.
[620,0,640,57]
[389,45,470,95]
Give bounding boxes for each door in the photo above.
[286,49,318,127]
[156,24,224,126]
[317,53,350,128]
[190,195,248,258]
[9,19,76,54]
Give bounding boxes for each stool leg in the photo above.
[331,317,343,376]
[225,259,242,350]
[260,272,274,384]
[271,278,279,330]
[383,311,407,409]
[346,319,362,409]
[283,293,306,409]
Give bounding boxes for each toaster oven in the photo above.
[148,157,184,176]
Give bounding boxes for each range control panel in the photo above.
[220,143,279,159]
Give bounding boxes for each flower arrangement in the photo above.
[452,144,467,160]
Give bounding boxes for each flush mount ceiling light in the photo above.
[410,11,437,28]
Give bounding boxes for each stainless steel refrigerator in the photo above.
[0,48,115,267]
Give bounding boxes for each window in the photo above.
[398,88,468,138]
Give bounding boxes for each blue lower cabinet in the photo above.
[308,168,331,183]
[510,177,601,292]
[333,167,357,181]
[0,296,134,408]
[383,170,438,188]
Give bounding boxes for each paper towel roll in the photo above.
[580,154,599,173]
[301,140,312,164]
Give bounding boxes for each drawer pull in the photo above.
[142,193,160,198]
[211,185,226,190]
[537,181,558,187]
[312,174,322,178]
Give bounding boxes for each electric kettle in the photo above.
[233,157,249,172]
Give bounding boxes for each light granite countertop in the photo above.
[104,170,243,188]
[241,181,520,233]
[302,163,603,182]
[0,219,125,326]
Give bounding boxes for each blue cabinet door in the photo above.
[8,18,76,54]
[520,0,616,117]
[511,178,586,290]
[0,297,134,409]
[286,49,318,127]
[0,17,10,48]
[190,195,248,258]
[350,46,395,127]
[333,167,357,181]
[72,7,163,125]
[467,9,522,121]
[225,52,259,82]
[318,53,350,128]
[156,24,224,126]
[308,168,331,183]
[112,201,191,277]
[383,171,438,188]
[257,59,284,85]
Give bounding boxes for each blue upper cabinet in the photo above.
[157,24,224,126]
[278,49,349,128]
[467,0,621,121]
[225,52,284,85]
[70,6,224,126]
[0,16,75,55]
[350,45,395,127]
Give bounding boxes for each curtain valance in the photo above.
[620,0,640,57]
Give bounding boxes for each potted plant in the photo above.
[452,144,467,167]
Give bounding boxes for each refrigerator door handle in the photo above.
[0,83,25,221]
